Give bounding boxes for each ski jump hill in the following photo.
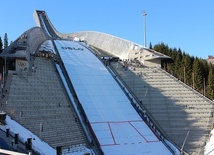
[0,10,213,155]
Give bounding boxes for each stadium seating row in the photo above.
[110,61,213,155]
[2,57,89,149]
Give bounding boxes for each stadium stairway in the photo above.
[1,57,89,151]
[110,60,214,155]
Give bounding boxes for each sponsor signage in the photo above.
[61,47,84,51]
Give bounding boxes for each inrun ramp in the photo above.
[55,40,173,155]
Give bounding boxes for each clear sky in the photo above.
[0,0,213,59]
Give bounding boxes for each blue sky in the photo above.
[0,0,213,59]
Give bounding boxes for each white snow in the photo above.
[39,40,55,54]
[0,115,56,155]
[204,129,214,155]
[165,140,181,155]
[54,40,174,155]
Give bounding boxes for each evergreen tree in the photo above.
[152,42,213,98]
[193,58,203,91]
[153,42,169,55]
[181,53,192,84]
[207,65,214,99]
[167,48,177,75]
[180,52,186,82]
[184,54,192,85]
[0,36,2,52]
[149,42,153,49]
[166,47,172,56]
[4,33,8,50]
[201,60,209,81]
[171,48,177,60]
[174,49,182,79]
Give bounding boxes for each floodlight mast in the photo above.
[142,10,147,48]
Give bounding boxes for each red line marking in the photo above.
[129,122,160,143]
[90,120,143,124]
[144,121,161,142]
[128,122,148,142]
[101,144,119,146]
[91,120,160,147]
[148,140,160,143]
[108,122,117,145]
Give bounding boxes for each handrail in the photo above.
[160,68,214,105]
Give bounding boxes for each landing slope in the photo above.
[54,40,172,155]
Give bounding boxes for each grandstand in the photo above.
[109,61,213,154]
[0,9,213,155]
[1,53,90,153]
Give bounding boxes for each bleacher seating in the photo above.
[1,57,89,149]
[110,61,214,155]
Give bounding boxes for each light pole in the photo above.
[181,131,190,154]
[203,78,206,96]
[192,72,194,89]
[184,67,186,83]
[142,10,147,48]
